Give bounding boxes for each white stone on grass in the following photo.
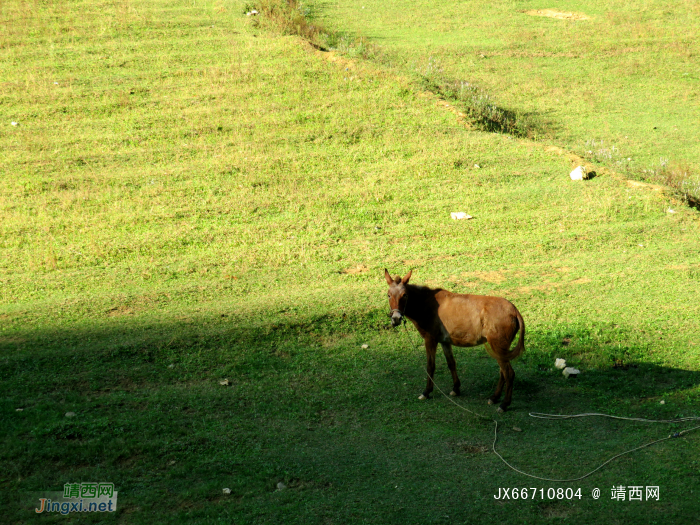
[569,165,587,180]
[450,212,473,220]
[563,367,580,378]
[554,358,567,369]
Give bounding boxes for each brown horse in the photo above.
[385,269,525,412]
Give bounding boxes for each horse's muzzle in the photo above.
[390,311,403,327]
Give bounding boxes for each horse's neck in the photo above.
[405,284,435,327]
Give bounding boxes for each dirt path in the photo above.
[526,9,590,21]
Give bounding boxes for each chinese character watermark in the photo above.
[36,483,118,515]
[610,486,659,502]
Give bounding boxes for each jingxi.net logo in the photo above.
[35,482,118,515]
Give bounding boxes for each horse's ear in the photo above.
[402,269,412,285]
[384,268,393,285]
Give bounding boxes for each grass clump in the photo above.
[582,140,700,208]
[250,0,375,56]
[650,161,700,209]
[419,73,546,138]
[249,0,322,42]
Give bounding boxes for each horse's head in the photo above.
[384,268,412,327]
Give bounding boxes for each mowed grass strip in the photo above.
[1,0,700,523]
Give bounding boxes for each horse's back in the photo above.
[437,290,516,315]
[436,291,519,347]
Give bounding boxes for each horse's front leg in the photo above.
[441,342,461,396]
[419,337,437,400]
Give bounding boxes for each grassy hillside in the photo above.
[322,0,700,194]
[1,0,699,523]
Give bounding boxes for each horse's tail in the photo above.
[505,308,525,361]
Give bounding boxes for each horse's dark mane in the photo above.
[404,283,442,324]
[407,283,443,295]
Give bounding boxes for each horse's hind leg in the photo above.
[419,337,438,400]
[441,343,461,396]
[487,364,505,406]
[485,339,517,412]
[499,361,515,413]
[488,359,515,413]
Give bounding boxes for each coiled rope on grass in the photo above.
[397,323,700,482]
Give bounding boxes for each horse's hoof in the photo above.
[418,394,427,400]
[450,390,458,397]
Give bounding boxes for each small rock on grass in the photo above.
[361,344,369,349]
[570,166,588,180]
[223,488,231,495]
[555,358,566,369]
[563,367,580,378]
[569,166,595,180]
[65,412,76,417]
[219,379,230,386]
[276,482,287,491]
[513,427,522,432]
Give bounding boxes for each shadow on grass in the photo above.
[2,312,698,410]
[2,312,699,523]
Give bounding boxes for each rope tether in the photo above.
[397,323,700,482]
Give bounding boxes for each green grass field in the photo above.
[323,0,700,181]
[1,0,699,523]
